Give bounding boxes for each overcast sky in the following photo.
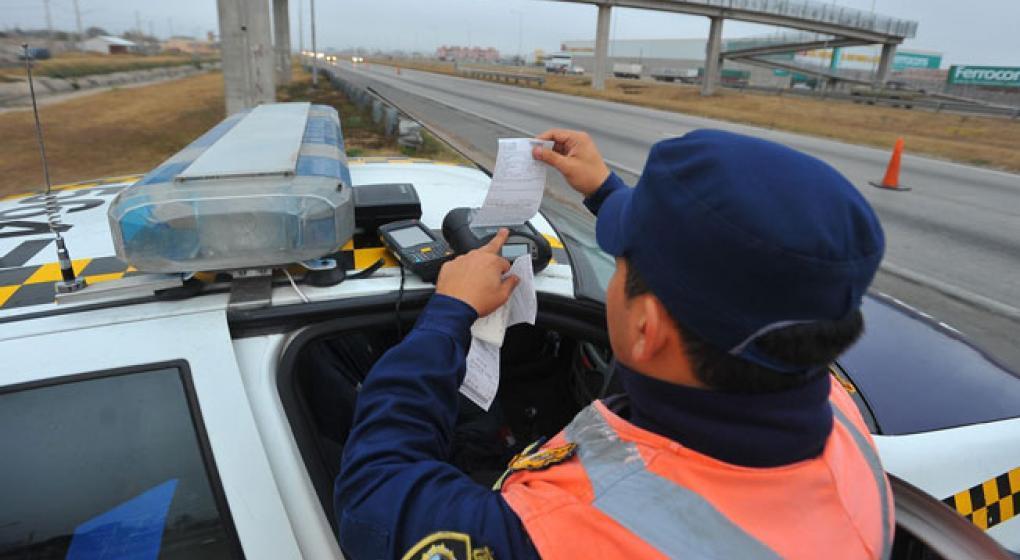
[2,0,1018,66]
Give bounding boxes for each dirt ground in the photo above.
[370,58,1020,173]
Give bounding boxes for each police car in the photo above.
[0,103,1017,559]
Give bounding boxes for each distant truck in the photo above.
[612,63,643,79]
[544,54,575,74]
[850,81,924,108]
[651,68,699,83]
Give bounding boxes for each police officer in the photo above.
[335,129,892,559]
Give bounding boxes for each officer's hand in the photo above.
[436,229,520,317]
[532,129,611,197]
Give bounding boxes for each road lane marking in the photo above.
[500,95,540,107]
[339,66,1020,324]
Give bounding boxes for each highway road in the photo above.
[330,61,1020,370]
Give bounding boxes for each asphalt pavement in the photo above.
[330,61,1020,371]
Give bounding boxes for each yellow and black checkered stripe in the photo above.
[0,256,139,310]
[0,232,567,310]
[943,467,1020,531]
[0,174,142,202]
[339,230,568,274]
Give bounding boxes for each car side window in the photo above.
[0,363,242,559]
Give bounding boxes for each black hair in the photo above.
[623,262,864,394]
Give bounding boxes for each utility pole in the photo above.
[310,0,318,86]
[298,0,304,54]
[72,0,84,48]
[135,11,142,35]
[43,0,53,49]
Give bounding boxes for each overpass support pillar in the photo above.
[875,43,896,87]
[701,16,724,96]
[217,0,276,114]
[592,3,612,91]
[273,0,292,85]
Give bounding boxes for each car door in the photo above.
[0,302,303,559]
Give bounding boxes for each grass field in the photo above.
[369,58,1020,173]
[0,71,225,196]
[0,52,216,81]
[0,65,467,197]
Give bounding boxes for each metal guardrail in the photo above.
[733,84,1020,118]
[459,68,545,87]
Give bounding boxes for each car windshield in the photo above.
[540,197,614,302]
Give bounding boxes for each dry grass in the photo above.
[0,53,214,81]
[0,64,468,197]
[282,66,471,163]
[0,71,225,196]
[372,58,1020,173]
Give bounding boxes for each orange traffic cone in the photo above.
[870,138,911,191]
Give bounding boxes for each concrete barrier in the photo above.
[459,68,545,87]
[313,64,424,148]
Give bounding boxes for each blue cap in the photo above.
[597,130,885,373]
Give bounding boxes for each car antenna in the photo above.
[22,44,86,294]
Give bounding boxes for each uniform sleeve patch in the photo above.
[400,531,494,560]
[508,443,578,473]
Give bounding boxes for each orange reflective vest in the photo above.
[501,377,894,559]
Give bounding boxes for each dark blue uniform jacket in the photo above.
[333,173,833,559]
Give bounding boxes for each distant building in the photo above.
[559,37,947,89]
[81,35,137,55]
[559,38,784,87]
[435,45,500,63]
[162,37,219,55]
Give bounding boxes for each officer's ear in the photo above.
[631,294,674,362]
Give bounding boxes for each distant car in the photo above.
[351,56,365,63]
[568,65,585,75]
[792,83,813,90]
[17,47,51,61]
[0,104,1017,559]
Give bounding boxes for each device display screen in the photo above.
[501,243,530,260]
[389,226,433,247]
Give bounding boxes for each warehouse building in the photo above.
[559,38,789,87]
[81,35,138,55]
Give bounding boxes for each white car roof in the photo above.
[0,158,575,330]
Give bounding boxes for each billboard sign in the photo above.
[948,65,1020,87]
[893,52,941,70]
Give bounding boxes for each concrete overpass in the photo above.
[548,0,917,94]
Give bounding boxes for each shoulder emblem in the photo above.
[401,531,495,560]
[507,443,578,472]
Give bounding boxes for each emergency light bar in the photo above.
[108,102,355,273]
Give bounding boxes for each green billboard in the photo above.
[948,65,1020,87]
[893,52,941,70]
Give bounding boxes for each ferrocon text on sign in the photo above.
[948,66,1020,87]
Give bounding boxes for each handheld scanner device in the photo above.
[442,207,552,273]
[378,220,454,283]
